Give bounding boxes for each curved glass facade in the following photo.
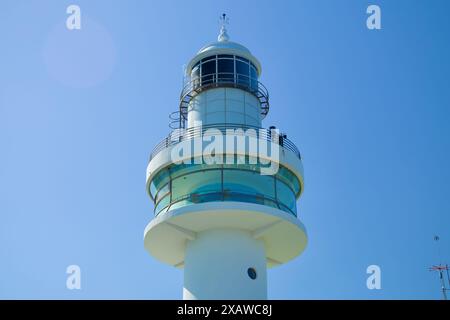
[191,55,259,92]
[149,158,301,217]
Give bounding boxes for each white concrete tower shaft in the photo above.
[184,228,267,299]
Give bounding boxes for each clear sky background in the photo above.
[1,0,449,299]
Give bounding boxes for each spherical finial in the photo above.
[218,13,230,42]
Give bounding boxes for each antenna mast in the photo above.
[429,235,450,300]
[218,13,230,42]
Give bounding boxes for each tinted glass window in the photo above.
[201,60,216,85]
[150,161,297,216]
[150,169,170,198]
[201,60,216,76]
[169,161,222,180]
[276,179,296,214]
[236,60,249,86]
[276,167,300,194]
[155,194,170,214]
[250,66,257,80]
[250,66,258,91]
[218,54,234,58]
[236,60,249,75]
[223,169,275,198]
[218,59,234,73]
[155,183,170,203]
[172,170,221,200]
[218,59,234,82]
[168,198,190,211]
[201,56,215,63]
[236,56,249,63]
[190,56,259,89]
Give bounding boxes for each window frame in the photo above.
[190,55,259,89]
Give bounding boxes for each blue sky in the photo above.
[1,0,449,299]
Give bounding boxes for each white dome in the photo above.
[185,23,262,75]
[197,41,252,55]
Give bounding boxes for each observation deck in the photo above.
[146,123,304,218]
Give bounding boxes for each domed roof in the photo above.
[186,26,262,75]
[197,40,252,55]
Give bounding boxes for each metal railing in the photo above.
[179,73,270,124]
[149,123,301,161]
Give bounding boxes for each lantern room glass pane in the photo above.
[236,60,250,87]
[218,59,234,83]
[236,57,249,63]
[250,65,258,91]
[201,60,216,85]
[201,56,216,63]
[218,54,234,58]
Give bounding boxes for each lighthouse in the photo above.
[144,16,307,300]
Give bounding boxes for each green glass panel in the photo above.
[276,179,297,214]
[172,169,222,201]
[155,194,170,215]
[169,198,192,211]
[169,159,222,180]
[276,166,301,195]
[149,168,170,198]
[155,182,170,203]
[223,169,275,198]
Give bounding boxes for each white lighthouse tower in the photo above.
[144,16,307,300]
